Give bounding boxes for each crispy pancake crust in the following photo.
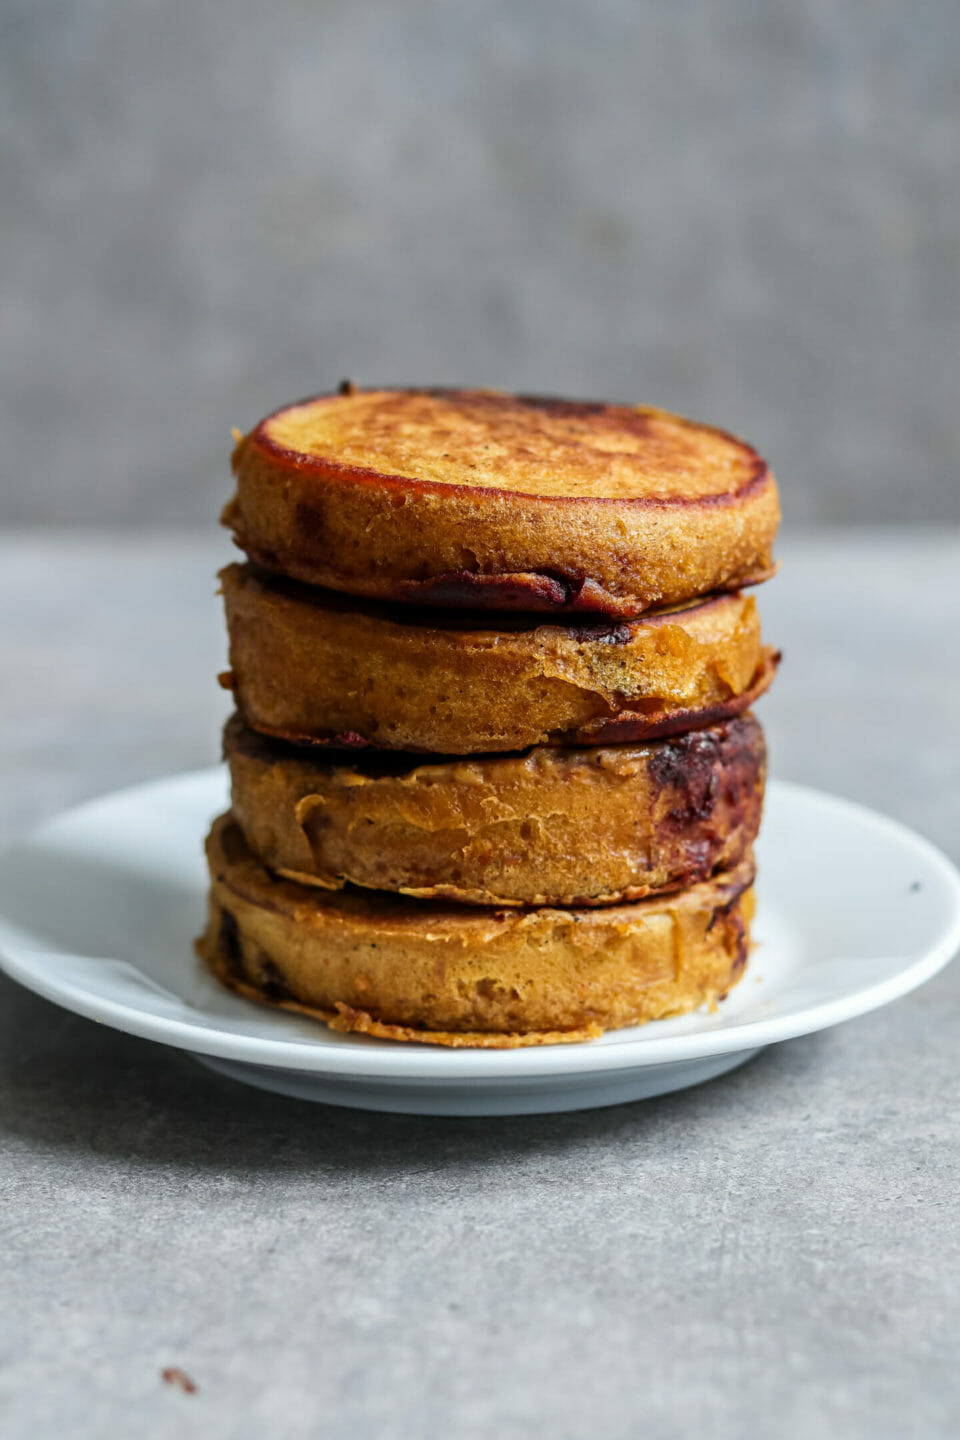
[220,563,778,754]
[197,814,755,1045]
[225,712,766,907]
[225,388,780,616]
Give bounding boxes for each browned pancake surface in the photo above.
[261,388,766,500]
[225,389,780,615]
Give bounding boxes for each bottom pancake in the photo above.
[197,813,755,1047]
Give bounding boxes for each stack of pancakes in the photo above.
[198,388,780,1047]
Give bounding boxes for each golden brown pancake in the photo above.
[198,813,755,1046]
[224,711,765,907]
[219,563,778,753]
[224,388,780,616]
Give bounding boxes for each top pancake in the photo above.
[225,388,780,616]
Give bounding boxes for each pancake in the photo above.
[224,388,780,616]
[224,711,765,907]
[197,813,755,1046]
[219,563,778,754]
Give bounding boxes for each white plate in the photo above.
[0,771,958,1115]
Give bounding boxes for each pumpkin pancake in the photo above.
[219,563,777,754]
[224,388,780,616]
[197,813,755,1046]
[224,711,765,907]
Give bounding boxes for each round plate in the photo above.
[0,771,957,1115]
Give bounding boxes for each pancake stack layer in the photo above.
[198,387,780,1047]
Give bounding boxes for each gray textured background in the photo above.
[3,0,959,526]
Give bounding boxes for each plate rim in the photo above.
[0,770,958,1080]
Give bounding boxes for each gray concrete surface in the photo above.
[0,528,959,1439]
[4,1,960,527]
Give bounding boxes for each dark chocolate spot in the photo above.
[294,502,325,545]
[218,907,243,975]
[648,715,765,887]
[564,619,634,645]
[258,957,294,1001]
[649,728,724,823]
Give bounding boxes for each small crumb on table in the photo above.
[161,1367,197,1394]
